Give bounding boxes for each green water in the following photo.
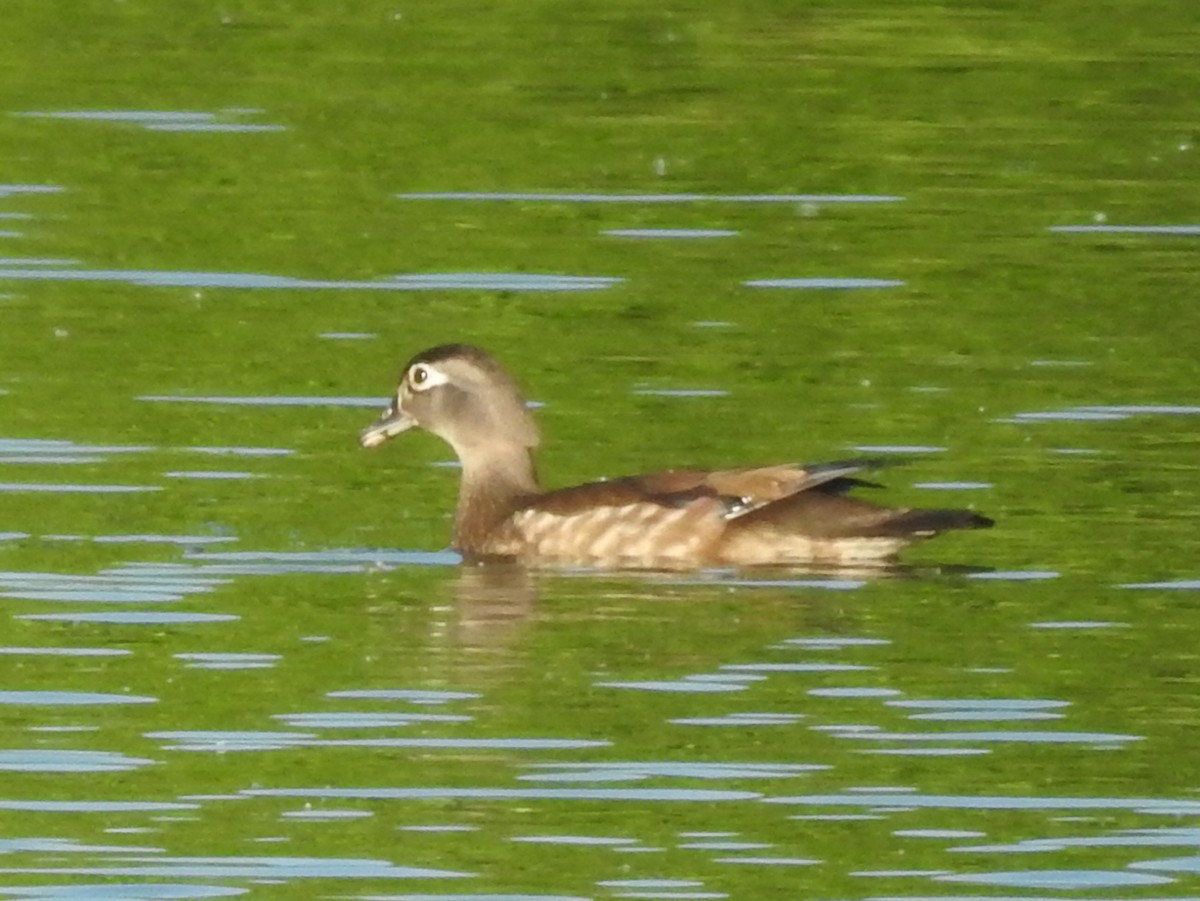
[1,1,1199,899]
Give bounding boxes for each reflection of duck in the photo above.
[360,344,992,569]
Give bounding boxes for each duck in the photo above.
[359,343,993,568]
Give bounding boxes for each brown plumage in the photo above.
[360,344,993,568]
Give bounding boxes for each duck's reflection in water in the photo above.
[445,562,538,651]
[433,557,993,655]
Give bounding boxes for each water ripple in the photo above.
[0,749,156,772]
[17,109,285,133]
[850,445,945,454]
[1049,224,1200,235]
[745,278,904,289]
[512,835,637,846]
[0,439,151,456]
[595,679,749,694]
[272,712,472,728]
[166,548,456,575]
[0,856,468,880]
[764,792,1200,814]
[0,482,160,494]
[175,653,281,671]
[603,228,738,239]
[1121,579,1200,590]
[164,471,258,481]
[140,394,387,408]
[147,731,605,752]
[518,762,824,782]
[966,571,1059,582]
[186,446,293,457]
[398,191,904,204]
[953,826,1200,853]
[1132,856,1200,874]
[670,712,805,727]
[356,895,590,901]
[0,691,156,706]
[721,662,874,674]
[0,884,244,899]
[0,263,621,293]
[0,799,197,813]
[936,869,1172,888]
[0,185,63,198]
[0,646,131,657]
[633,389,728,398]
[244,787,761,803]
[282,808,373,820]
[146,731,314,752]
[327,689,480,704]
[18,612,237,625]
[839,729,1139,745]
[1002,404,1200,424]
[777,637,890,650]
[886,699,1069,712]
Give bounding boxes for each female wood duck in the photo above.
[360,344,993,568]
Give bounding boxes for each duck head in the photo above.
[359,343,539,461]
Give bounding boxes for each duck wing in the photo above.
[525,458,882,518]
[704,459,884,518]
[725,472,993,539]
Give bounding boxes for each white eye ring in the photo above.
[408,363,449,392]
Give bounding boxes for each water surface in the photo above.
[0,3,1198,900]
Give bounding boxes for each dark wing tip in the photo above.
[886,508,994,537]
[968,511,995,530]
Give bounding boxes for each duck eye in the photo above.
[407,362,447,392]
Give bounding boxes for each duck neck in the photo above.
[453,443,540,555]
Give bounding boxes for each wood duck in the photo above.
[360,344,993,568]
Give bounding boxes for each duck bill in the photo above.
[359,404,415,448]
